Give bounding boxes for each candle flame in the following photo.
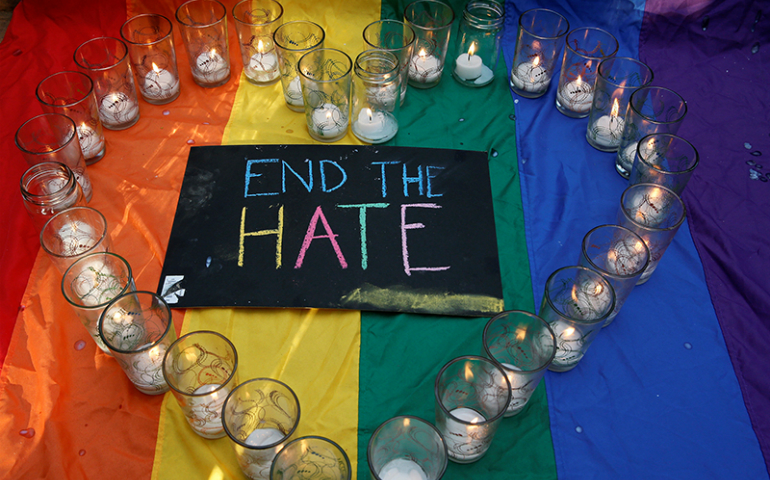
[464,362,474,382]
[563,326,576,337]
[468,43,476,57]
[257,39,264,53]
[576,75,582,86]
[366,108,373,122]
[610,98,620,118]
[533,55,540,67]
[418,48,427,59]
[515,327,527,342]
[148,345,162,363]
[403,417,411,428]
[152,62,161,74]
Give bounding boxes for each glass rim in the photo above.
[232,0,283,27]
[175,0,227,28]
[120,13,174,46]
[482,310,557,373]
[434,355,511,424]
[20,161,76,202]
[404,0,456,31]
[73,36,129,72]
[270,435,352,480]
[98,290,173,355]
[565,27,619,60]
[637,133,699,175]
[162,329,239,395]
[462,1,505,28]
[61,251,134,309]
[362,19,416,51]
[597,56,654,89]
[620,183,687,232]
[298,48,352,83]
[273,20,325,52]
[367,415,448,480]
[40,206,108,259]
[518,8,570,40]
[222,376,300,449]
[354,49,400,79]
[15,113,77,156]
[542,266,616,325]
[580,224,651,279]
[35,71,94,108]
[629,85,687,124]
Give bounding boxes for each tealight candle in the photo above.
[98,92,139,128]
[378,458,428,480]
[127,343,168,393]
[454,44,483,81]
[244,427,285,447]
[193,49,229,84]
[605,237,648,276]
[549,321,586,367]
[557,75,593,114]
[246,40,280,84]
[189,383,229,438]
[510,56,549,93]
[500,363,532,415]
[143,62,180,100]
[310,103,347,139]
[76,122,105,159]
[285,76,304,107]
[630,185,667,226]
[444,407,486,462]
[591,98,625,148]
[352,108,397,143]
[408,48,441,84]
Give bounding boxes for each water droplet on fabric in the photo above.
[751,151,762,156]
[508,114,516,121]
[162,110,170,116]
[458,118,465,122]
[286,129,294,134]
[701,16,709,30]
[514,99,519,104]
[79,449,86,456]
[747,160,756,166]
[18,304,25,312]
[752,42,760,54]
[187,139,195,145]
[203,122,210,125]
[745,142,752,149]
[491,149,499,157]
[761,175,768,183]
[206,257,212,267]
[19,428,35,438]
[575,426,583,433]
[74,340,86,351]
[684,342,692,350]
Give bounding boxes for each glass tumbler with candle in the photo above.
[40,206,110,275]
[98,291,177,395]
[367,416,448,480]
[74,37,141,130]
[482,310,556,417]
[539,266,616,372]
[586,57,653,152]
[20,162,87,231]
[62,252,135,355]
[616,86,687,178]
[35,71,106,164]
[351,50,400,144]
[434,355,510,464]
[298,48,352,143]
[163,330,239,439]
[270,436,351,480]
[120,14,181,105]
[175,0,231,88]
[617,183,686,285]
[223,378,300,480]
[15,112,93,202]
[578,225,650,327]
[509,8,569,98]
[629,133,699,195]
[273,20,325,112]
[555,27,618,118]
[362,19,415,106]
[232,0,284,86]
[451,0,504,88]
[404,0,455,89]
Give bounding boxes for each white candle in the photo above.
[408,49,442,84]
[193,49,229,84]
[378,458,428,480]
[500,362,534,415]
[443,407,486,462]
[549,321,586,367]
[245,40,280,83]
[126,343,168,392]
[284,76,304,107]
[244,427,285,447]
[605,237,647,276]
[58,221,96,256]
[365,83,399,110]
[189,383,229,438]
[557,76,593,113]
[98,92,139,127]
[510,57,549,92]
[238,427,287,479]
[568,278,613,320]
[310,103,347,139]
[351,108,397,143]
[454,44,483,81]
[76,123,105,159]
[143,63,180,100]
[629,186,667,226]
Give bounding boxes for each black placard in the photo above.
[157,144,503,316]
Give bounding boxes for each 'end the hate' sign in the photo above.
[158,144,504,317]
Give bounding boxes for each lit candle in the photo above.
[378,458,428,480]
[500,362,534,416]
[143,62,180,100]
[58,221,96,257]
[590,98,625,148]
[510,55,550,92]
[98,92,139,128]
[126,343,168,393]
[284,76,304,107]
[351,108,397,143]
[188,383,229,438]
[408,48,441,84]
[443,407,486,462]
[245,40,280,83]
[567,278,613,320]
[605,237,647,276]
[557,75,593,113]
[310,103,347,139]
[549,321,586,368]
[193,49,229,84]
[237,427,287,479]
[630,186,667,226]
[454,43,483,81]
[76,122,105,159]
